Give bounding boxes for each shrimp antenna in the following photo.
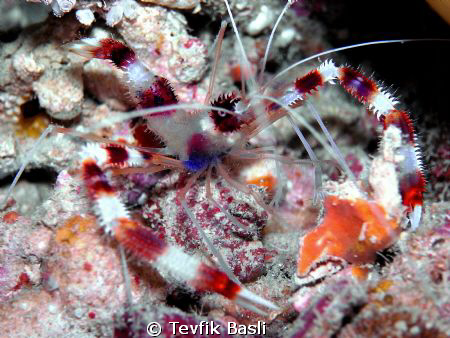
[181,200,239,284]
[305,100,357,184]
[119,246,133,306]
[223,0,257,92]
[266,38,450,88]
[205,20,228,104]
[258,0,294,84]
[252,94,327,202]
[83,103,235,134]
[0,125,53,209]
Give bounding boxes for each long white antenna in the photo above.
[1,125,53,209]
[258,0,293,84]
[266,39,449,88]
[223,0,257,90]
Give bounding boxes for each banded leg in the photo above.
[278,60,425,229]
[68,38,178,111]
[68,38,187,153]
[80,143,279,314]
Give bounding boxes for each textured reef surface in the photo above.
[0,0,449,337]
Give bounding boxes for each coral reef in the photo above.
[0,0,449,337]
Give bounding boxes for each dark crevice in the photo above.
[0,27,22,42]
[48,113,82,128]
[264,59,281,74]
[165,287,205,315]
[183,11,221,37]
[365,138,378,155]
[331,303,365,338]
[374,246,398,270]
[0,168,58,188]
[20,96,46,119]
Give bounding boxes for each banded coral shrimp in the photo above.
[0,0,446,333]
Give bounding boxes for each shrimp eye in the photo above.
[209,93,243,133]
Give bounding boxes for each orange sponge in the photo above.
[297,195,401,280]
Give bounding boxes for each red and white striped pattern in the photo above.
[68,38,178,111]
[79,143,278,312]
[382,111,425,229]
[69,38,190,157]
[282,60,425,229]
[289,60,398,118]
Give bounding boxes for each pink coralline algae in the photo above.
[330,153,364,181]
[120,172,159,205]
[142,173,272,283]
[434,209,450,237]
[0,214,34,303]
[289,278,366,338]
[114,304,235,338]
[429,142,450,202]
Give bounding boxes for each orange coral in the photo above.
[371,279,394,293]
[15,97,49,139]
[351,266,370,281]
[297,195,401,281]
[55,215,96,244]
[16,112,49,139]
[246,174,276,191]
